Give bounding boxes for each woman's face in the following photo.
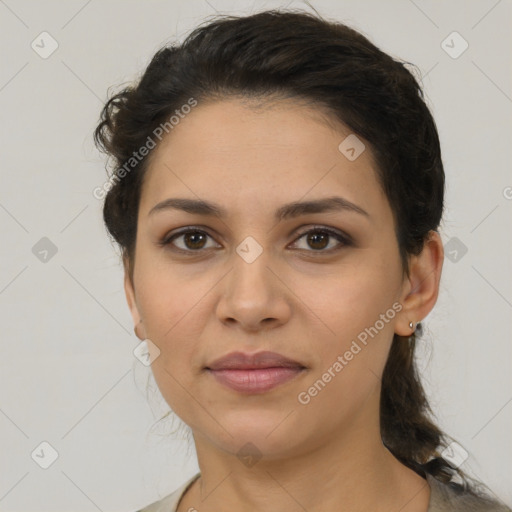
[125,97,413,460]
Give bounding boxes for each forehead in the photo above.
[154,96,352,157]
[139,97,386,220]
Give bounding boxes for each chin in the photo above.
[211,412,303,457]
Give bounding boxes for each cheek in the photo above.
[139,273,206,420]
[135,265,206,375]
[299,259,398,337]
[294,276,396,423]
[136,249,208,332]
[296,256,400,381]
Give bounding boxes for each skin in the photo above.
[124,97,444,512]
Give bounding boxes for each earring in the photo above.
[409,321,416,333]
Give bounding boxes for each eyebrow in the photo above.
[148,196,369,221]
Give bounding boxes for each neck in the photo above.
[177,394,430,512]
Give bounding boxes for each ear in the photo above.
[123,257,144,339]
[395,230,444,336]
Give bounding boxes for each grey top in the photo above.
[136,472,511,512]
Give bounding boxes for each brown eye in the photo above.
[182,231,208,250]
[162,229,218,252]
[305,231,329,250]
[160,225,351,256]
[290,227,351,253]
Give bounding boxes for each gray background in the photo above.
[1,0,511,510]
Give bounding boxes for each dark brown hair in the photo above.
[94,8,492,497]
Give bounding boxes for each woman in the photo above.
[94,9,511,512]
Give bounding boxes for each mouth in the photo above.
[205,350,307,393]
[206,367,306,393]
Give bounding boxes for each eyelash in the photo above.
[159,225,352,256]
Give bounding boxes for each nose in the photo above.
[215,247,292,332]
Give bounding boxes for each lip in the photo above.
[207,367,306,393]
[205,350,305,371]
[205,350,307,394]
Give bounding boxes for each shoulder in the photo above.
[426,474,511,512]
[135,473,201,512]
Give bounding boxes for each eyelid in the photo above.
[160,225,221,246]
[160,224,353,254]
[292,224,353,246]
